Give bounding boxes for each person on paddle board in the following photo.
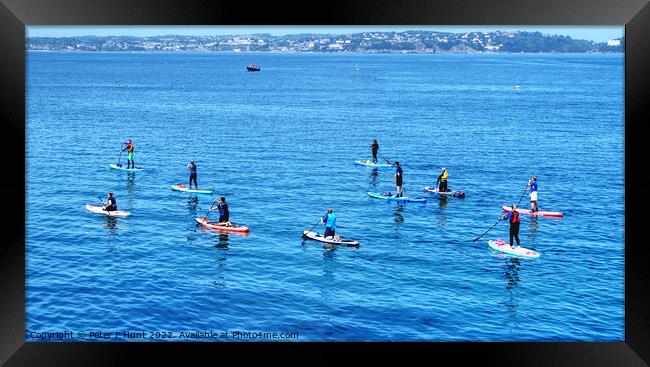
[321,208,336,239]
[394,161,403,197]
[121,140,135,169]
[102,192,117,212]
[501,204,521,248]
[187,161,198,190]
[527,176,539,212]
[212,197,231,226]
[436,167,449,192]
[371,139,379,164]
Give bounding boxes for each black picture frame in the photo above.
[1,0,648,365]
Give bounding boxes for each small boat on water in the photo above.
[247,64,261,71]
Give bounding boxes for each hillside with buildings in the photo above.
[27,31,624,53]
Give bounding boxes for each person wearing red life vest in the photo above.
[501,204,521,248]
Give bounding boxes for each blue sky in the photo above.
[27,26,624,42]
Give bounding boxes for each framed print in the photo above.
[1,0,648,365]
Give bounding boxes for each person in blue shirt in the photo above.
[501,204,521,248]
[528,176,539,212]
[394,161,403,197]
[187,161,198,190]
[321,208,336,239]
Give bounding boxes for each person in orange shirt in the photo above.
[121,140,135,169]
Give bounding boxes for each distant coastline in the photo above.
[25,50,624,56]
[26,30,624,54]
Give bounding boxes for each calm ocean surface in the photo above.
[26,51,624,341]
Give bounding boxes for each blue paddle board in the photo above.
[109,163,143,171]
[171,183,213,195]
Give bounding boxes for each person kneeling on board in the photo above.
[212,197,231,226]
[501,204,521,248]
[321,208,337,239]
[436,167,449,192]
[102,192,117,212]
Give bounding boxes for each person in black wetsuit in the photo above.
[371,139,379,164]
[187,161,198,189]
[394,161,403,197]
[501,204,521,248]
[103,192,117,212]
[213,197,230,226]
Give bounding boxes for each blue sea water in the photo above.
[26,51,624,341]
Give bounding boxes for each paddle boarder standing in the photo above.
[436,167,449,192]
[188,161,198,190]
[321,208,336,239]
[121,140,135,169]
[528,176,539,212]
[502,204,521,248]
[371,139,379,164]
[394,161,403,197]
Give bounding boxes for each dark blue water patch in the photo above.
[26,51,623,341]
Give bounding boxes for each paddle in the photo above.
[116,143,125,167]
[302,213,326,239]
[378,152,391,165]
[98,195,116,216]
[472,181,527,242]
[516,181,529,206]
[472,217,503,242]
[203,200,217,220]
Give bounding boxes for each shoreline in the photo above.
[25,49,624,55]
